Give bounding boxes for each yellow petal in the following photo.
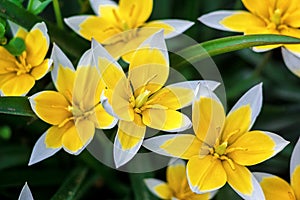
[167,160,186,193]
[223,161,253,196]
[15,28,28,39]
[45,122,74,149]
[29,91,72,125]
[143,20,174,36]
[148,86,194,110]
[0,73,14,88]
[187,155,227,193]
[73,65,101,111]
[260,175,296,200]
[129,48,168,93]
[79,15,121,43]
[291,165,300,199]
[144,134,202,159]
[61,124,84,153]
[1,74,35,96]
[241,0,269,19]
[142,109,191,132]
[25,28,48,66]
[104,28,161,61]
[154,183,172,199]
[74,119,95,147]
[117,118,146,150]
[92,103,117,129]
[0,47,17,74]
[227,131,276,166]
[220,11,266,33]
[55,64,75,102]
[222,105,251,144]
[284,10,300,27]
[31,58,51,80]
[119,0,152,28]
[193,97,225,147]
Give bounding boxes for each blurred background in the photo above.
[1,0,300,199]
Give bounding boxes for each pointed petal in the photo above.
[1,74,35,96]
[148,84,194,110]
[241,0,269,19]
[113,120,146,168]
[282,48,300,77]
[222,104,252,144]
[228,83,263,129]
[228,131,289,166]
[18,182,34,200]
[119,0,152,27]
[198,11,240,32]
[0,46,17,74]
[73,49,101,110]
[89,0,117,15]
[143,134,202,159]
[148,80,218,110]
[167,158,186,193]
[93,103,118,129]
[143,109,191,132]
[31,58,52,80]
[73,119,95,151]
[145,19,194,39]
[28,132,61,165]
[92,39,123,77]
[187,155,227,194]
[144,178,172,199]
[50,44,75,98]
[65,14,121,43]
[61,122,87,154]
[129,31,169,92]
[8,20,27,36]
[29,91,72,125]
[253,172,295,200]
[25,22,49,66]
[291,137,300,199]
[223,162,265,200]
[220,11,266,33]
[193,95,225,147]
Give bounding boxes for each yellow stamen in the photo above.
[271,9,282,26]
[220,155,236,170]
[214,141,228,155]
[135,89,151,108]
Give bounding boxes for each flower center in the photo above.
[208,129,247,170]
[6,51,32,75]
[130,89,152,114]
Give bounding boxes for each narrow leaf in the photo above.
[172,34,300,68]
[50,166,88,200]
[0,97,35,117]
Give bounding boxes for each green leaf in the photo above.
[4,37,26,56]
[0,97,35,117]
[27,0,52,15]
[0,145,29,170]
[50,166,88,200]
[8,0,24,8]
[172,34,300,68]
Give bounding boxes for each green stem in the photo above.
[52,0,64,29]
[253,51,272,76]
